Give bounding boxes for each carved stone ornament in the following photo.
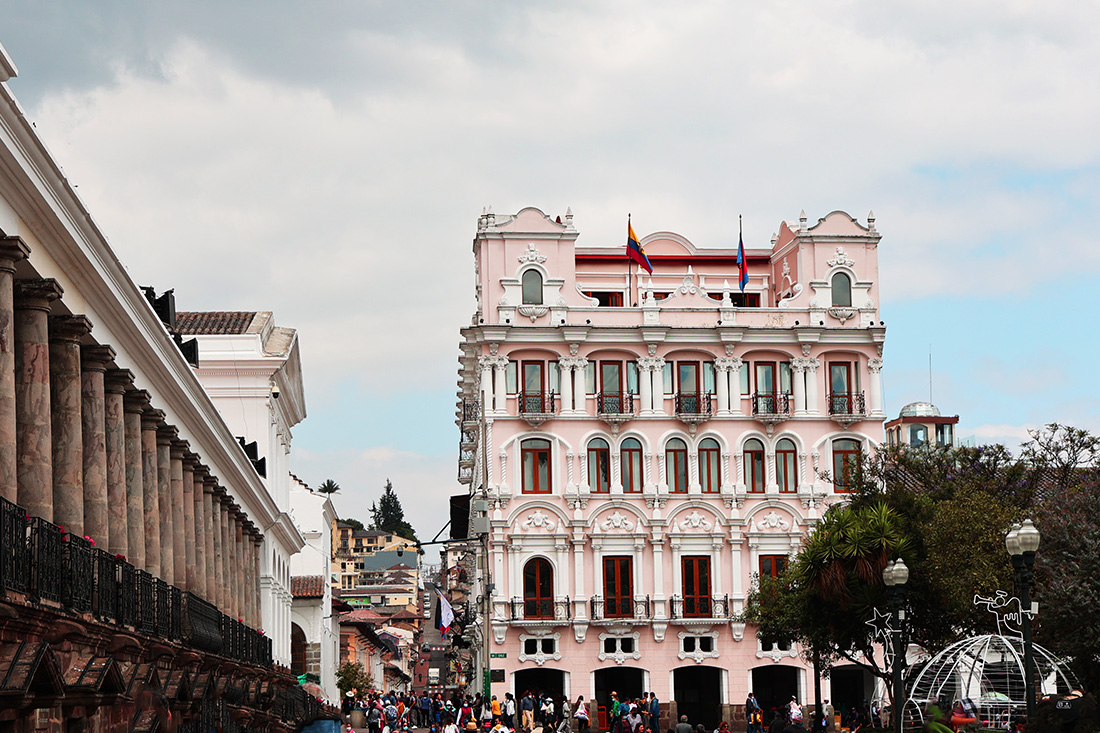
[679,511,713,531]
[518,305,550,322]
[725,344,735,357]
[757,644,798,663]
[518,243,547,264]
[598,632,642,665]
[765,313,786,329]
[522,510,558,532]
[827,307,857,323]
[601,511,635,532]
[678,631,720,664]
[518,632,562,666]
[652,622,667,643]
[648,343,658,357]
[757,510,791,531]
[572,621,588,643]
[827,247,855,268]
[801,344,812,357]
[730,622,746,641]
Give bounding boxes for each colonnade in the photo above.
[0,234,262,626]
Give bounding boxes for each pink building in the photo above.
[455,207,886,725]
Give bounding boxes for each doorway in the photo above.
[751,666,798,724]
[594,667,645,729]
[515,668,566,702]
[673,666,722,730]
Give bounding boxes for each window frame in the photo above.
[603,556,634,618]
[522,270,544,305]
[744,438,765,493]
[759,554,788,578]
[521,438,552,494]
[681,555,712,618]
[776,438,798,493]
[831,271,852,307]
[523,557,554,619]
[699,438,721,494]
[666,438,689,494]
[832,438,861,493]
[587,438,611,493]
[621,438,643,493]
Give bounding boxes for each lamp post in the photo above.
[882,558,909,733]
[1006,519,1041,723]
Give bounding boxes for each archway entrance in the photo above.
[515,668,566,703]
[594,667,645,730]
[830,665,876,724]
[673,666,722,730]
[291,622,307,677]
[751,666,798,724]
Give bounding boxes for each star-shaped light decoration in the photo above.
[865,606,896,666]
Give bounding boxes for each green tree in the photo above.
[369,479,418,542]
[341,517,365,532]
[317,478,341,494]
[336,661,373,696]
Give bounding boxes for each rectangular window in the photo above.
[522,440,552,494]
[506,361,518,393]
[626,361,639,393]
[780,362,792,394]
[603,556,634,618]
[700,444,721,493]
[755,362,776,395]
[678,362,700,392]
[622,443,643,493]
[703,362,716,393]
[777,446,798,493]
[760,555,787,578]
[600,362,623,402]
[585,361,596,393]
[662,363,673,393]
[739,363,749,394]
[936,423,953,446]
[745,448,765,493]
[584,291,624,307]
[682,556,712,618]
[521,361,546,413]
[548,362,560,393]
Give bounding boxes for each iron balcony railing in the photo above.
[828,391,866,416]
[590,594,651,621]
[461,397,481,423]
[518,390,556,415]
[675,391,714,418]
[596,391,636,416]
[752,392,792,417]
[509,596,571,622]
[670,594,733,620]
[0,495,271,667]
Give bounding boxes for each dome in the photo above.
[902,634,1079,732]
[899,401,941,418]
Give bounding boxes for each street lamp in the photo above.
[1005,519,1041,723]
[882,558,909,733]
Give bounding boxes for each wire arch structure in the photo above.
[902,634,1079,731]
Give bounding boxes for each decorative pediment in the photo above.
[678,510,714,531]
[521,510,559,532]
[600,511,635,532]
[748,510,792,533]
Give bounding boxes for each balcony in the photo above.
[508,596,571,624]
[596,391,636,433]
[0,496,272,667]
[675,391,713,433]
[517,390,557,427]
[460,397,481,425]
[589,594,651,623]
[670,594,734,622]
[828,390,866,428]
[752,392,792,434]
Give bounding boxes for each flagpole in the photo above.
[628,213,633,307]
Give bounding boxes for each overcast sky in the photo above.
[3,2,1098,543]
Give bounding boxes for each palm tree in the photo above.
[317,479,340,494]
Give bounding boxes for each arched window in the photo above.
[666,438,688,494]
[521,438,551,494]
[909,425,927,447]
[833,438,861,492]
[621,438,643,493]
[522,270,543,305]
[523,558,554,619]
[587,438,610,493]
[831,272,852,307]
[744,439,765,493]
[699,438,721,493]
[291,623,307,675]
[776,438,798,493]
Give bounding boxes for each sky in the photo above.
[2,2,1098,545]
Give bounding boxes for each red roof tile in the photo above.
[291,575,325,598]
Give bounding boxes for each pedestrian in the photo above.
[494,696,503,722]
[822,701,833,733]
[648,693,661,732]
[505,693,518,730]
[675,715,693,733]
[574,695,589,733]
[522,691,536,732]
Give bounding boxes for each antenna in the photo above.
[928,345,933,403]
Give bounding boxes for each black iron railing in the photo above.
[0,497,272,668]
[752,392,792,417]
[461,397,481,423]
[828,391,866,416]
[518,391,556,415]
[509,596,571,621]
[670,594,733,620]
[0,497,28,593]
[675,391,713,417]
[590,594,651,621]
[28,516,63,603]
[597,391,636,415]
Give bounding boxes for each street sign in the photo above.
[482,669,490,697]
[490,653,506,659]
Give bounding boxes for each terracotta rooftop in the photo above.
[176,311,257,335]
[291,575,325,598]
[389,609,420,621]
[341,609,386,624]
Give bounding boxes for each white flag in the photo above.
[437,591,455,634]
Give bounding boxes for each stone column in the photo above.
[791,360,808,415]
[169,439,187,588]
[478,356,493,413]
[573,359,588,414]
[253,534,263,629]
[637,361,653,413]
[714,360,731,415]
[122,386,147,566]
[104,370,130,557]
[234,512,245,618]
[492,358,507,414]
[208,483,224,607]
[650,358,665,414]
[155,424,176,584]
[868,358,884,416]
[728,357,744,416]
[50,314,92,536]
[0,238,29,501]
[804,358,820,415]
[15,279,62,520]
[140,407,163,577]
[182,453,199,593]
[191,462,208,600]
[80,344,114,547]
[219,495,232,614]
[557,358,573,412]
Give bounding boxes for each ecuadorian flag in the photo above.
[627,220,653,274]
